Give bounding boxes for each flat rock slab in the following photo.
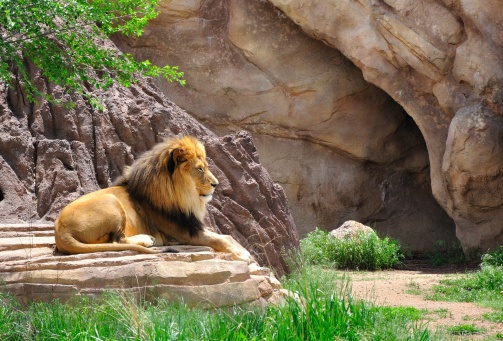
[0,224,285,307]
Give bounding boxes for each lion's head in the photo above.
[168,136,219,205]
[118,136,218,235]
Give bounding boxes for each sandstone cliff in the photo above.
[269,0,503,254]
[114,0,468,251]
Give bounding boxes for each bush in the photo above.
[300,228,404,270]
[482,245,503,267]
[427,240,466,266]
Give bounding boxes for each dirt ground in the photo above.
[343,260,503,338]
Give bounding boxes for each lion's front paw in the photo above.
[127,234,156,247]
[232,248,253,264]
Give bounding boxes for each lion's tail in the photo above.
[55,233,160,255]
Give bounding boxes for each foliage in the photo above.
[0,265,432,341]
[427,246,503,324]
[300,228,404,270]
[447,324,484,336]
[427,240,466,266]
[481,245,503,267]
[0,0,184,107]
[483,310,503,323]
[428,264,503,303]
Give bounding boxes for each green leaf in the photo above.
[0,0,185,107]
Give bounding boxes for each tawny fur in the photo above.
[54,136,252,262]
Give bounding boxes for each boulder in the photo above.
[111,0,457,252]
[330,221,376,240]
[0,62,298,276]
[0,224,286,307]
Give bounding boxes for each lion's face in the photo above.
[191,156,219,203]
[168,137,219,206]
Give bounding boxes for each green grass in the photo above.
[426,245,503,328]
[429,308,449,319]
[300,228,404,270]
[427,264,503,305]
[428,245,503,302]
[426,240,466,266]
[481,245,503,267]
[406,281,422,295]
[447,323,484,335]
[0,265,433,341]
[483,310,503,323]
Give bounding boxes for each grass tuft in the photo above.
[427,240,466,266]
[447,323,484,335]
[482,245,503,267]
[300,228,404,270]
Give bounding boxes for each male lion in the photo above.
[54,136,252,262]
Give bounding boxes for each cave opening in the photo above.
[367,98,458,254]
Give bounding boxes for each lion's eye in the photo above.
[198,167,204,173]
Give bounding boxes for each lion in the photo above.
[54,136,252,262]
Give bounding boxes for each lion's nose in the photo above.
[211,182,217,188]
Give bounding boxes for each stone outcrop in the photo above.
[266,0,503,254]
[0,63,298,277]
[330,221,376,240]
[0,224,286,306]
[111,0,456,252]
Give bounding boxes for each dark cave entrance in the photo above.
[365,97,457,254]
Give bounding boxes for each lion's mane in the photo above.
[115,137,208,236]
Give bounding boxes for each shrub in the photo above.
[427,240,466,266]
[481,245,503,267]
[300,228,404,270]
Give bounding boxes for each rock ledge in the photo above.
[0,224,285,307]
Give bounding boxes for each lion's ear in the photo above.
[168,148,186,174]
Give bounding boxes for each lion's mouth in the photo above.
[200,192,214,203]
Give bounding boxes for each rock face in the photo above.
[266,0,503,254]
[0,66,298,276]
[111,0,456,252]
[0,224,285,306]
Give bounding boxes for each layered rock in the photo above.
[0,64,298,276]
[0,224,285,306]
[112,0,457,252]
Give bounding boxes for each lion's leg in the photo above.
[120,234,156,247]
[177,229,252,263]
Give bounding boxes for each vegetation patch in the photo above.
[0,265,431,341]
[405,281,422,295]
[483,310,503,323]
[426,240,466,266]
[447,323,484,336]
[300,228,404,270]
[427,246,503,307]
